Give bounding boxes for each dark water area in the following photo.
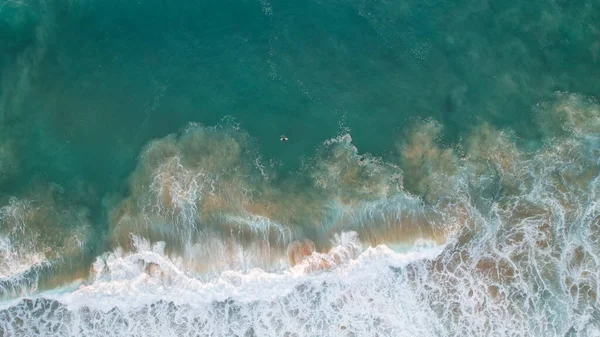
[2,0,598,195]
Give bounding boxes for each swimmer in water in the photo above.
[280,135,288,142]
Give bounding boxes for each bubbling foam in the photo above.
[394,93,600,336]
[108,123,298,271]
[0,186,93,299]
[109,122,448,274]
[0,232,448,337]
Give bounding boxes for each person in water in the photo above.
[280,135,288,141]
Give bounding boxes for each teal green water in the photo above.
[1,0,600,336]
[3,0,597,193]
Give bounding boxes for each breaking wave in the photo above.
[0,92,598,336]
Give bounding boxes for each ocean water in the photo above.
[0,0,599,336]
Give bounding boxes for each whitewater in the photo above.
[0,93,598,336]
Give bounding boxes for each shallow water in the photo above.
[1,0,599,336]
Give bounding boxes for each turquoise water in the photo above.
[1,0,599,336]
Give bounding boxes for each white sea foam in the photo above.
[43,233,441,311]
[0,200,49,297]
[1,94,599,336]
[0,234,450,337]
[0,235,48,291]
